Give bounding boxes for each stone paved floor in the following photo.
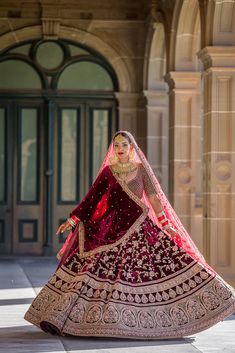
[0,257,234,353]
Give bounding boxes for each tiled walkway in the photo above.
[0,257,234,353]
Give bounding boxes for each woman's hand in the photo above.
[56,220,72,235]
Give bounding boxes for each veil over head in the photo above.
[95,130,212,270]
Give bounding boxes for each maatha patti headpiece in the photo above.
[114,134,126,143]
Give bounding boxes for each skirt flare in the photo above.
[24,217,235,339]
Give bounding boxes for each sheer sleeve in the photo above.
[140,164,156,197]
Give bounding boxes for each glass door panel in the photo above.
[90,109,110,181]
[18,108,39,203]
[59,108,80,202]
[13,102,44,255]
[52,103,83,253]
[87,100,116,187]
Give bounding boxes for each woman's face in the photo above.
[113,135,133,162]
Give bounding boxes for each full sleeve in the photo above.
[70,167,108,223]
[141,165,157,197]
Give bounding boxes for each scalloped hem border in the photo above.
[25,301,235,340]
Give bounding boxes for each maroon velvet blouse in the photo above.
[69,165,156,255]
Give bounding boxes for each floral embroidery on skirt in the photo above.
[24,217,235,339]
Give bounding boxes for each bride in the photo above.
[24,130,235,339]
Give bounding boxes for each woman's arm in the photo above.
[148,194,163,214]
[56,167,108,234]
[142,167,179,237]
[148,194,179,237]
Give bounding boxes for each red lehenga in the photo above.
[24,131,235,339]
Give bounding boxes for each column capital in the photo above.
[164,72,201,92]
[114,92,146,109]
[198,46,235,71]
[144,89,168,108]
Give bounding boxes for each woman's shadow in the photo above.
[0,324,196,353]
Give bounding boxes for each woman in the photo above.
[24,130,235,339]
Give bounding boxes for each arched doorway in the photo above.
[0,39,118,255]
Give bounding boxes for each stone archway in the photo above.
[0,24,133,93]
[175,0,201,71]
[0,24,146,139]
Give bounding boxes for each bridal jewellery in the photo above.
[157,210,170,230]
[111,161,137,174]
[157,210,179,235]
[67,215,80,228]
[114,134,125,142]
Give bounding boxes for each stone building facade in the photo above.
[0,0,234,286]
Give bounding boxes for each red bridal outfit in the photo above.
[24,131,235,339]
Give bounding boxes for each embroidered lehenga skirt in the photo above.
[24,216,235,339]
[24,165,235,338]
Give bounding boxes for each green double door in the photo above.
[0,98,116,255]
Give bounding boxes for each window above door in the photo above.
[0,39,118,94]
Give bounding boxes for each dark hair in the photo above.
[113,131,132,144]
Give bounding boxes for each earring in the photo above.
[129,149,136,162]
[109,154,119,165]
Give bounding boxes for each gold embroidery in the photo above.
[24,156,235,339]
[25,274,235,339]
[53,263,213,300]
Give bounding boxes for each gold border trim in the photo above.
[55,262,212,296]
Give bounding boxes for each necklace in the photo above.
[112,161,137,174]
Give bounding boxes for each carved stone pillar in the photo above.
[115,92,147,152]
[144,89,169,195]
[165,72,203,251]
[198,47,235,286]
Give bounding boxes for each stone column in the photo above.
[115,92,147,152]
[144,88,169,195]
[165,72,203,251]
[198,47,235,286]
